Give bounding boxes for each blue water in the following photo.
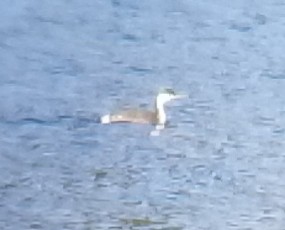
[1,0,285,229]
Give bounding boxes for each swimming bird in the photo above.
[100,88,187,129]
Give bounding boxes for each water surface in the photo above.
[1,0,285,229]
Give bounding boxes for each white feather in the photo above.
[100,114,111,124]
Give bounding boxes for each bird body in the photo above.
[101,109,158,124]
[100,88,186,128]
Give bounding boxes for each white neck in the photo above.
[156,98,166,124]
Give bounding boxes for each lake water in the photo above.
[1,0,285,229]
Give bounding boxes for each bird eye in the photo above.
[169,89,175,95]
[165,88,175,95]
